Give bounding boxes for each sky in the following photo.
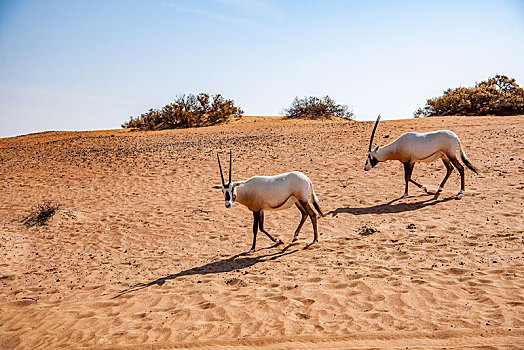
[0,0,523,138]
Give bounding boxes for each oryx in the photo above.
[215,151,324,253]
[364,116,478,198]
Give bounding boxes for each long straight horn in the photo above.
[368,115,381,152]
[217,153,225,186]
[228,150,232,185]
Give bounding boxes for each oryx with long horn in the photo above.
[215,151,324,254]
[364,115,478,198]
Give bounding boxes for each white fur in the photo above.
[225,171,318,212]
[366,130,461,168]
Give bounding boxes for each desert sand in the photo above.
[0,115,523,349]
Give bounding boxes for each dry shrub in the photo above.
[414,75,524,117]
[22,202,60,227]
[358,226,378,236]
[122,93,243,130]
[283,96,354,120]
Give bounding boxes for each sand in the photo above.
[0,115,523,349]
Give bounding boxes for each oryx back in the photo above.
[239,171,310,211]
[393,130,459,163]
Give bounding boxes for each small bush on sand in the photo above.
[122,93,244,130]
[414,75,524,118]
[358,225,378,236]
[22,202,59,227]
[283,96,355,120]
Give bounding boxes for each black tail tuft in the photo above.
[461,154,478,174]
[313,201,325,218]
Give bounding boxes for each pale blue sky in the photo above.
[1,0,523,138]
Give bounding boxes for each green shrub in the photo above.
[414,75,524,118]
[122,93,243,130]
[283,95,355,120]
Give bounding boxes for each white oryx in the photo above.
[215,151,324,254]
[364,115,478,198]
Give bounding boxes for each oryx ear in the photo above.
[212,184,223,189]
[372,145,379,152]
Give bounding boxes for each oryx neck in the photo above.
[232,182,247,206]
[375,142,399,161]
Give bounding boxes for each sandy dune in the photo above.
[1,115,523,349]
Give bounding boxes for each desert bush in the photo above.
[283,95,355,120]
[22,202,59,227]
[122,93,243,130]
[414,75,524,118]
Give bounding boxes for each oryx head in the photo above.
[216,151,236,208]
[364,115,381,171]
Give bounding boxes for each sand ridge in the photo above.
[0,115,523,349]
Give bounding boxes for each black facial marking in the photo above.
[225,191,231,202]
[370,156,379,167]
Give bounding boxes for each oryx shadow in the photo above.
[112,244,299,299]
[327,195,457,217]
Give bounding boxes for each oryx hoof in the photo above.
[422,187,428,193]
[275,239,285,245]
[245,249,255,255]
[292,237,298,243]
[400,193,407,199]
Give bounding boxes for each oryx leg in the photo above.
[401,162,413,198]
[292,202,308,242]
[248,211,260,254]
[403,162,429,196]
[449,157,465,194]
[409,164,427,193]
[409,179,427,193]
[258,211,281,244]
[299,200,318,243]
[434,157,453,198]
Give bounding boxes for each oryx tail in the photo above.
[458,140,478,174]
[310,182,324,217]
